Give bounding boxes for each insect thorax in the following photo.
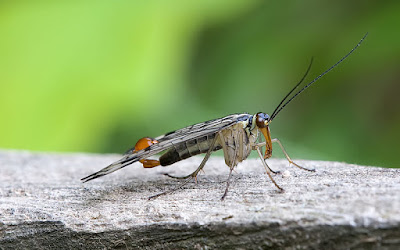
[158,114,259,167]
[217,118,259,167]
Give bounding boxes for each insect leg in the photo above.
[148,134,218,200]
[147,175,195,200]
[252,141,280,174]
[255,146,283,191]
[271,138,315,172]
[221,166,234,201]
[220,130,240,200]
[164,172,192,179]
[164,134,219,180]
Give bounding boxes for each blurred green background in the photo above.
[1,1,399,168]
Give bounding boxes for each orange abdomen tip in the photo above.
[134,137,159,152]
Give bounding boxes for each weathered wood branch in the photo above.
[1,150,399,249]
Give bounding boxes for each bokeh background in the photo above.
[1,1,399,168]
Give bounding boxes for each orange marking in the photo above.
[259,127,273,159]
[133,137,161,168]
[134,137,159,152]
[140,159,160,168]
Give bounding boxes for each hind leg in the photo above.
[253,141,281,174]
[254,145,283,191]
[148,134,218,200]
[271,138,315,172]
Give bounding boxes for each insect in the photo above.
[82,34,367,200]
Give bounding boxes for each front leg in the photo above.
[254,145,283,191]
[252,142,280,174]
[271,138,315,172]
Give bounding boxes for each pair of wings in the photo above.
[81,113,251,182]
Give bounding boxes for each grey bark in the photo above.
[0,150,399,249]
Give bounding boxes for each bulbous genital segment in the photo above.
[132,137,161,168]
[140,159,161,168]
[134,137,159,152]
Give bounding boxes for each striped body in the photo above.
[159,119,259,168]
[160,133,222,166]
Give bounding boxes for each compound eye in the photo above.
[256,113,266,128]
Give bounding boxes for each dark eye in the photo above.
[256,113,266,128]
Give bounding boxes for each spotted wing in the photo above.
[81,113,250,182]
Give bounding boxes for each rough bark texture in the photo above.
[1,150,399,249]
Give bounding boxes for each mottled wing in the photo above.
[81,113,250,182]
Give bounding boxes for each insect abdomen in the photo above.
[160,133,221,166]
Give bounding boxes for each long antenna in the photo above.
[270,57,314,120]
[269,32,368,122]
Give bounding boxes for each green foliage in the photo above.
[1,1,399,168]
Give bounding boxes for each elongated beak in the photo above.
[259,125,272,159]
